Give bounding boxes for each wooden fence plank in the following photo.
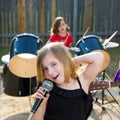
[17,0,26,33]
[52,0,56,23]
[40,0,45,33]
[83,0,92,32]
[29,0,34,33]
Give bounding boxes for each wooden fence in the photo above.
[0,0,120,46]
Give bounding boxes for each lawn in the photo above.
[0,46,10,65]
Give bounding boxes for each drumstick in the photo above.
[82,27,90,37]
[75,27,90,46]
[103,31,118,46]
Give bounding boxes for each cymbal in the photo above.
[1,54,10,64]
[103,42,119,48]
[8,53,37,78]
[102,31,118,46]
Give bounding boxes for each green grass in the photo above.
[0,45,119,79]
[0,46,10,65]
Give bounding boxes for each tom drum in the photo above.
[75,35,104,55]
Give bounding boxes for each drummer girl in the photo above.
[47,16,73,48]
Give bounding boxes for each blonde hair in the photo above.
[37,42,79,83]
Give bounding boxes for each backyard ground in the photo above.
[0,78,120,120]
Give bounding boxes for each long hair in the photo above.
[37,42,79,83]
[50,16,70,36]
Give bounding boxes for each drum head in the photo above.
[8,53,37,78]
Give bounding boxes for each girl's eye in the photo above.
[52,63,57,67]
[60,23,65,27]
[43,67,48,72]
[43,63,57,72]
[62,23,65,26]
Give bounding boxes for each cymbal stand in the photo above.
[101,71,105,105]
[94,70,106,110]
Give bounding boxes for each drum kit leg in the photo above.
[70,30,120,109]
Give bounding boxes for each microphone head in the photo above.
[42,80,53,92]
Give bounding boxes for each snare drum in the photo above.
[75,35,104,55]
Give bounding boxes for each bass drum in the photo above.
[2,33,43,96]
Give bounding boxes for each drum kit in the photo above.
[1,33,43,96]
[69,30,119,55]
[0,31,119,98]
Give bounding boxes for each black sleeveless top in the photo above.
[44,77,93,120]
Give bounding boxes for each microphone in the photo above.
[27,80,53,120]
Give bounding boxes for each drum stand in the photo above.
[28,77,33,108]
[95,70,120,110]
